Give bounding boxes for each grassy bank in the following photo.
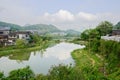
[71,49,107,80]
[0,40,58,57]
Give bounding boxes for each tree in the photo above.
[81,29,100,40]
[113,21,120,29]
[9,66,34,80]
[96,21,113,36]
[48,64,84,80]
[81,29,90,40]
[16,39,26,48]
[0,72,4,79]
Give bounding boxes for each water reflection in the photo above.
[0,42,85,76]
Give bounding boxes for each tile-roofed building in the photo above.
[0,27,31,46]
[112,30,120,36]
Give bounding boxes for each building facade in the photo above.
[0,27,31,46]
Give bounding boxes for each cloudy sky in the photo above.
[0,0,120,31]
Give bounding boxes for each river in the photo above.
[0,42,85,76]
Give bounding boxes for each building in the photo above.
[112,30,120,36]
[8,31,31,45]
[0,27,31,46]
[0,27,10,46]
[101,30,120,42]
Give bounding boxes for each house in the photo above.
[112,30,120,36]
[8,31,31,45]
[0,27,10,46]
[101,30,120,42]
[0,27,31,46]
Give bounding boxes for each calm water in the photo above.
[0,42,85,76]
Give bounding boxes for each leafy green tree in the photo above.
[8,66,34,80]
[48,64,84,80]
[96,21,113,36]
[16,39,26,48]
[0,72,4,79]
[81,29,90,40]
[30,34,43,46]
[81,29,100,40]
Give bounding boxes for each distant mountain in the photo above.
[64,29,80,37]
[23,24,61,33]
[0,21,80,36]
[65,29,80,34]
[113,22,120,30]
[0,21,61,33]
[0,21,22,31]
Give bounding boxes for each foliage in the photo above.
[48,64,84,80]
[16,39,26,48]
[0,65,84,80]
[80,29,90,40]
[8,66,34,80]
[96,21,113,36]
[81,21,113,41]
[36,64,84,80]
[113,21,120,29]
[99,40,120,73]
[81,29,100,40]
[71,49,106,80]
[0,72,4,79]
[87,39,120,79]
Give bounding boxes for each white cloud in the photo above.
[43,10,74,23]
[77,12,97,21]
[0,4,119,31]
[39,10,120,31]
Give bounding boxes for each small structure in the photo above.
[101,29,120,42]
[0,27,10,46]
[112,30,120,36]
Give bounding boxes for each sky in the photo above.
[0,0,120,31]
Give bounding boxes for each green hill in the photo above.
[0,21,61,33]
[23,24,61,33]
[0,21,22,31]
[0,21,81,35]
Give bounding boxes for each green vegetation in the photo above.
[71,39,120,79]
[36,64,84,80]
[96,21,113,36]
[8,66,34,80]
[0,65,84,80]
[24,24,61,33]
[0,21,22,31]
[1,21,120,79]
[71,21,120,79]
[72,49,106,80]
[81,21,113,41]
[0,34,58,57]
[113,21,120,29]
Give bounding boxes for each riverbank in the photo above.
[71,49,106,79]
[0,40,58,57]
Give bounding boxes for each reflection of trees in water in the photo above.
[9,52,31,61]
[8,42,58,62]
[33,48,47,58]
[8,46,48,61]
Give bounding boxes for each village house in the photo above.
[0,27,31,46]
[0,27,10,46]
[101,29,120,42]
[112,30,120,36]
